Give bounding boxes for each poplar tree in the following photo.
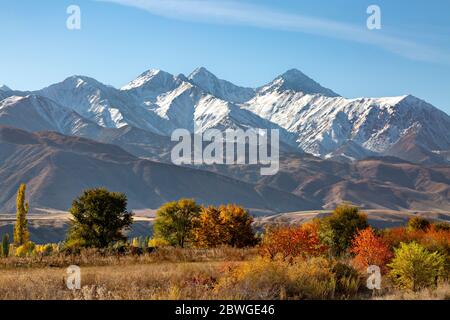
[14,184,29,246]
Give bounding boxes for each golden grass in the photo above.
[0,262,227,300]
[375,282,450,300]
[0,246,256,269]
[0,247,448,300]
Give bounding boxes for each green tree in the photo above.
[1,234,10,257]
[66,188,133,248]
[407,217,431,232]
[154,199,201,248]
[319,204,368,256]
[388,242,445,291]
[14,184,29,246]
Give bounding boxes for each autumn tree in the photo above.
[219,204,258,248]
[319,204,368,256]
[261,222,327,260]
[350,227,393,273]
[154,199,201,248]
[14,184,29,246]
[192,204,258,248]
[66,188,133,248]
[193,206,226,248]
[407,217,431,232]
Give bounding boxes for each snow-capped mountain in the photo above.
[188,67,255,104]
[0,95,101,136]
[1,67,448,164]
[0,85,13,100]
[122,69,294,142]
[257,69,339,97]
[121,69,183,104]
[0,85,11,92]
[37,75,166,135]
[244,90,450,158]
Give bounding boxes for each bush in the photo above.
[350,227,393,273]
[215,257,363,300]
[331,262,362,297]
[214,257,337,299]
[318,204,368,256]
[388,242,445,291]
[382,227,417,248]
[66,188,133,248]
[15,241,35,257]
[260,223,327,260]
[33,244,55,257]
[433,222,450,232]
[148,237,171,248]
[407,217,431,232]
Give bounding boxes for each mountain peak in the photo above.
[188,67,255,103]
[60,75,106,89]
[121,68,176,91]
[281,68,307,77]
[0,84,12,92]
[259,69,339,97]
[188,67,216,79]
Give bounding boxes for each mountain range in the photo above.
[0,67,449,213]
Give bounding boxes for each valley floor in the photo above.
[1,210,449,244]
[0,248,448,300]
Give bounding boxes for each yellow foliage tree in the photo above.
[14,184,29,246]
[193,206,226,248]
[220,204,258,248]
[193,204,258,248]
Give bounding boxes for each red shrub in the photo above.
[350,227,393,273]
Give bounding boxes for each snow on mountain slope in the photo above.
[258,69,339,97]
[2,67,445,164]
[244,91,450,157]
[0,95,102,136]
[188,67,255,104]
[119,70,296,144]
[121,69,183,104]
[37,76,166,134]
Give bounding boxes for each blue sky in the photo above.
[1,0,449,113]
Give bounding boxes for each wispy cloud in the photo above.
[98,0,449,64]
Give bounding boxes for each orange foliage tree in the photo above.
[193,206,226,248]
[193,204,258,248]
[260,222,327,260]
[219,204,258,248]
[419,225,450,255]
[350,227,393,273]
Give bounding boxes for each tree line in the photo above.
[2,185,258,253]
[1,184,449,292]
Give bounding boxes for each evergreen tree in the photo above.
[14,184,29,246]
[1,234,10,257]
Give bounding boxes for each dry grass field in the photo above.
[0,247,448,300]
